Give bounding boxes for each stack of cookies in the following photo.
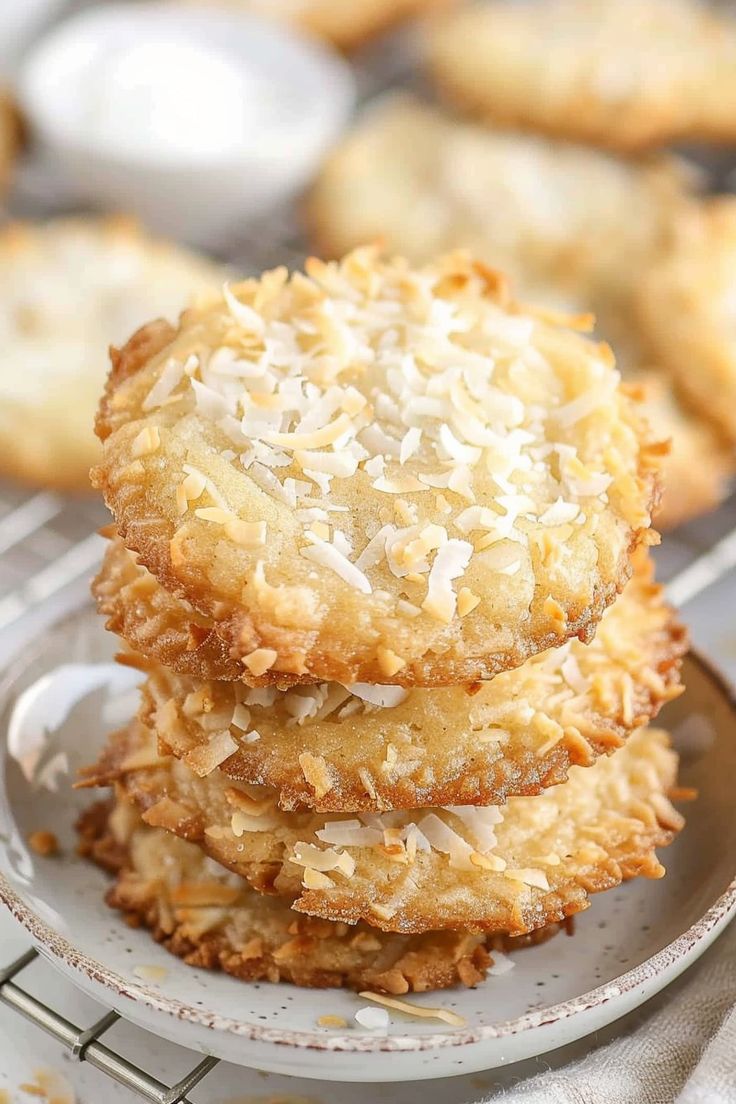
[79,248,687,995]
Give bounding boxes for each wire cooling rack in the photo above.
[2,14,736,1101]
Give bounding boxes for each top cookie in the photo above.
[428,0,736,153]
[94,248,658,687]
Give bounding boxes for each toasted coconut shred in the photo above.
[358,991,466,1027]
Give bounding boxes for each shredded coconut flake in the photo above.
[344,684,408,708]
[400,426,422,464]
[505,867,550,891]
[422,539,473,623]
[223,283,264,332]
[355,1006,390,1031]
[538,498,581,527]
[373,473,426,494]
[292,841,356,877]
[488,950,516,976]
[133,964,168,983]
[358,991,465,1027]
[131,425,160,457]
[231,703,251,731]
[184,730,238,777]
[142,358,184,411]
[301,535,372,594]
[561,653,590,695]
[242,648,278,676]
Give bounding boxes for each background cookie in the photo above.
[308,96,732,528]
[94,249,658,686]
[0,216,221,492]
[175,0,453,51]
[630,372,732,531]
[86,721,683,935]
[122,551,684,811]
[427,0,736,153]
[637,198,736,448]
[308,96,691,305]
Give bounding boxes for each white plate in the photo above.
[0,606,734,1082]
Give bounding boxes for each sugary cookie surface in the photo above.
[95,249,658,685]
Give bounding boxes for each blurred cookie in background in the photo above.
[307,95,733,528]
[307,95,691,304]
[625,373,731,533]
[179,0,454,51]
[0,216,222,492]
[637,198,736,449]
[0,90,20,198]
[427,0,736,153]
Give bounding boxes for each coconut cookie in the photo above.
[179,0,453,51]
[637,199,736,448]
[85,721,683,935]
[427,0,736,153]
[80,799,560,994]
[307,96,691,306]
[632,373,732,532]
[93,249,659,687]
[106,551,684,812]
[0,217,221,492]
[307,96,730,529]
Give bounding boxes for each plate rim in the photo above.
[0,612,735,1056]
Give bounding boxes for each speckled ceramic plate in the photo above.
[0,606,734,1082]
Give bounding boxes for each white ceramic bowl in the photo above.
[0,0,68,79]
[18,3,355,249]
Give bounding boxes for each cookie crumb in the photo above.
[19,1070,76,1103]
[27,830,59,857]
[317,1014,348,1028]
[358,990,466,1026]
[133,964,168,983]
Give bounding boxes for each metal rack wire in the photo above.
[0,949,217,1103]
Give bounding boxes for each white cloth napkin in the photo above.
[479,917,736,1104]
